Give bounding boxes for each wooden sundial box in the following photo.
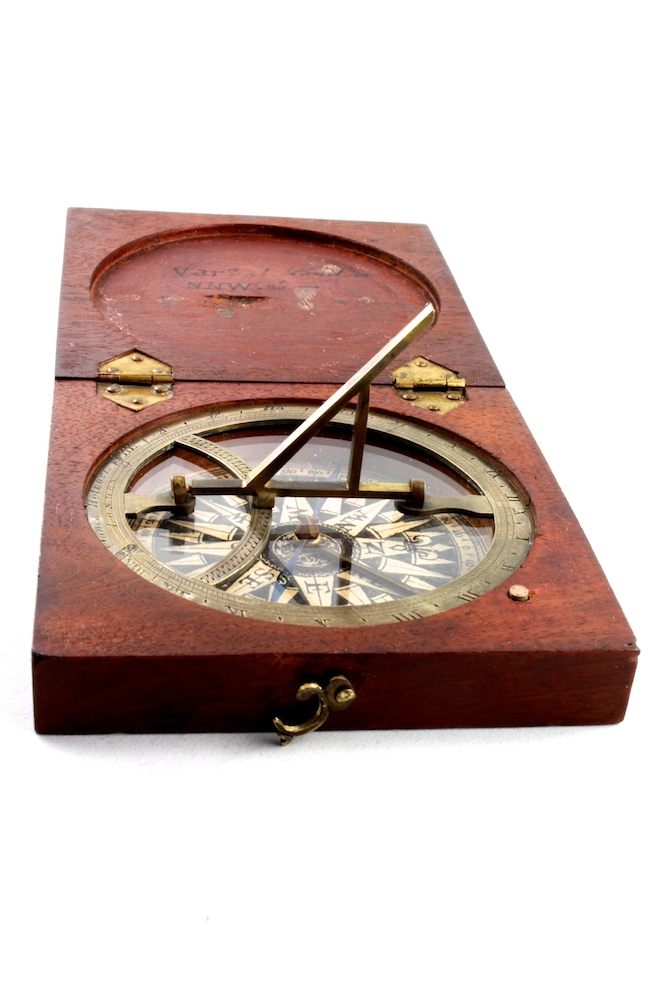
[32,208,638,739]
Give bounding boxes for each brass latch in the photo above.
[392,356,466,415]
[273,675,357,745]
[96,350,174,411]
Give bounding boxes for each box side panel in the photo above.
[33,648,637,735]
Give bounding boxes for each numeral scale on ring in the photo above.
[85,307,534,628]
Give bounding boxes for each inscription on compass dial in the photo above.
[85,406,534,627]
[221,490,488,609]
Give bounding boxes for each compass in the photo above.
[33,209,638,739]
[86,308,533,628]
[88,402,531,624]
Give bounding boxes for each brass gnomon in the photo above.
[126,303,489,521]
[122,303,495,742]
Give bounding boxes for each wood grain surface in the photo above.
[33,210,637,734]
[56,209,503,386]
[33,382,637,733]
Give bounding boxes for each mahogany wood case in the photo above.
[32,209,638,734]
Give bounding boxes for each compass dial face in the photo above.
[86,405,534,627]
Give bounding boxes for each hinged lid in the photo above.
[393,355,466,391]
[55,209,505,387]
[97,350,174,383]
[96,350,174,411]
[392,356,466,416]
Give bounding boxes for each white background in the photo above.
[2,3,664,997]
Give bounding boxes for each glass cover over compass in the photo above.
[86,307,534,626]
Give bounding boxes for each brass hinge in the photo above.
[96,350,174,411]
[392,356,466,414]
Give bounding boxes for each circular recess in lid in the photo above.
[90,225,437,383]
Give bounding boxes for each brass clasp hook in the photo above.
[273,675,356,745]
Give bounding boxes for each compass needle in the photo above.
[366,517,432,538]
[166,519,245,543]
